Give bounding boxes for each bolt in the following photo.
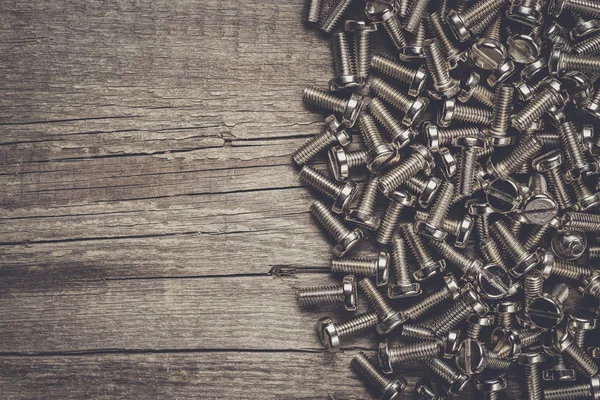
[401,17,427,60]
[467,314,495,339]
[370,54,428,97]
[402,273,461,320]
[551,230,588,260]
[471,15,507,71]
[351,351,407,400]
[456,338,512,375]
[447,0,510,42]
[496,300,521,329]
[329,32,362,91]
[358,113,397,173]
[491,219,543,277]
[511,78,567,131]
[544,375,600,400]
[521,57,547,82]
[546,22,573,52]
[522,173,559,225]
[580,271,600,302]
[555,118,596,183]
[367,98,416,150]
[438,98,493,127]
[319,0,353,33]
[379,339,445,374]
[423,357,470,395]
[507,30,542,65]
[293,115,350,166]
[458,71,495,107]
[506,0,542,27]
[404,174,442,208]
[476,376,507,400]
[346,175,381,231]
[590,245,600,259]
[415,378,446,400]
[541,251,593,282]
[403,224,446,282]
[518,350,546,400]
[543,355,577,382]
[524,269,544,309]
[297,275,358,311]
[571,14,600,40]
[562,71,593,108]
[415,210,475,248]
[548,0,600,19]
[370,77,429,127]
[428,12,469,70]
[485,177,524,214]
[437,147,458,180]
[300,165,358,214]
[423,39,460,99]
[378,144,435,197]
[310,200,364,257]
[345,20,377,80]
[428,289,488,334]
[317,312,379,352]
[365,1,407,52]
[404,0,430,34]
[468,201,494,240]
[331,250,390,286]
[563,212,600,232]
[493,327,545,359]
[486,84,515,146]
[457,137,485,197]
[328,146,368,182]
[415,180,455,241]
[359,278,406,335]
[303,87,364,128]
[549,47,600,77]
[488,59,517,88]
[376,191,414,246]
[582,85,600,119]
[388,233,421,299]
[424,123,479,153]
[568,310,597,348]
[486,135,544,178]
[533,150,576,210]
[528,283,569,329]
[306,0,322,23]
[552,327,599,377]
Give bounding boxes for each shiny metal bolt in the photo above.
[388,233,421,299]
[379,338,446,374]
[476,376,507,400]
[359,277,406,335]
[563,212,600,232]
[428,11,469,70]
[511,78,567,131]
[403,224,447,282]
[549,47,600,77]
[329,32,362,91]
[300,165,358,214]
[371,54,428,97]
[568,310,597,349]
[345,20,377,80]
[543,355,576,382]
[352,351,407,400]
[297,275,358,311]
[458,71,495,107]
[467,314,495,340]
[423,38,460,99]
[330,250,390,286]
[471,15,507,71]
[415,210,475,248]
[552,327,599,377]
[490,219,543,277]
[458,137,485,197]
[319,0,353,33]
[518,350,546,400]
[358,113,397,173]
[548,0,600,20]
[378,144,435,197]
[293,115,350,166]
[544,375,600,400]
[438,98,493,127]
[310,200,364,257]
[376,190,414,246]
[496,300,521,328]
[317,312,379,352]
[424,122,480,153]
[415,180,455,241]
[306,0,322,23]
[402,273,461,320]
[533,150,576,210]
[346,175,381,231]
[486,135,543,178]
[367,98,416,150]
[428,289,489,334]
[365,1,407,52]
[328,146,368,182]
[423,357,470,395]
[456,338,512,375]
[528,283,569,329]
[303,86,364,128]
[370,77,429,127]
[446,0,510,42]
[524,269,544,309]
[404,174,442,208]
[551,230,587,260]
[522,173,559,225]
[487,84,515,146]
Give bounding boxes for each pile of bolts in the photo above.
[292,0,600,398]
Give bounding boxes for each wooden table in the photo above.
[0,1,523,398]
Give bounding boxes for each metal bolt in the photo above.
[378,144,435,197]
[402,273,461,320]
[404,174,442,208]
[446,0,510,42]
[370,54,428,97]
[370,77,429,127]
[582,83,600,119]
[524,269,544,309]
[571,14,600,40]
[467,314,495,339]
[590,245,600,259]
[548,0,600,19]
[486,135,544,178]
[458,71,495,107]
[328,146,368,182]
[476,376,507,400]
[428,11,469,70]
[402,19,428,60]
[416,378,446,400]
[365,2,407,52]
[567,310,597,349]
[552,327,599,377]
[486,84,515,146]
[563,212,600,232]
[544,375,600,400]
[388,233,421,299]
[551,230,587,260]
[376,191,414,246]
[345,20,377,80]
[533,150,577,211]
[415,210,475,248]
[351,351,407,400]
[574,33,600,55]
[506,0,542,27]
[423,357,470,395]
[423,38,460,99]
[471,15,507,71]
[518,350,546,400]
[317,312,379,352]
[541,251,593,282]
[330,250,390,286]
[293,115,350,166]
[359,277,406,335]
[302,86,364,128]
[490,219,543,277]
[424,123,479,153]
[346,175,381,231]
[310,200,364,257]
[329,32,362,91]
[367,97,416,150]
[428,289,488,334]
[455,338,512,375]
[522,173,559,225]
[580,271,600,302]
[549,47,600,77]
[297,275,358,311]
[543,355,577,382]
[358,113,397,173]
[437,147,458,180]
[457,137,485,197]
[319,0,353,33]
[379,338,445,374]
[496,300,521,328]
[511,78,567,131]
[306,0,322,23]
[403,224,447,281]
[438,98,493,127]
[415,180,455,241]
[300,165,358,214]
[555,115,596,182]
[468,201,494,240]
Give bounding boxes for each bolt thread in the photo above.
[391,233,412,285]
[490,84,514,136]
[331,258,377,277]
[491,220,529,263]
[462,0,507,30]
[431,240,476,275]
[428,12,463,59]
[589,245,600,259]
[454,103,494,125]
[359,113,385,150]
[310,200,351,242]
[297,284,344,306]
[403,224,434,267]
[524,271,544,309]
[401,324,438,340]
[544,384,593,400]
[549,283,570,304]
[552,260,593,282]
[467,321,482,339]
[389,340,441,364]
[487,392,500,400]
[423,39,453,91]
[356,175,379,216]
[473,84,496,108]
[319,0,353,33]
[377,202,405,246]
[560,121,588,172]
[300,165,341,200]
[524,364,544,400]
[379,152,426,195]
[523,224,553,251]
[510,219,523,238]
[586,278,600,301]
[406,176,429,195]
[477,214,490,240]
[346,149,368,169]
[303,87,347,114]
[529,174,548,194]
[518,328,546,346]
[497,312,515,329]
[413,18,427,46]
[371,54,419,85]
[512,89,563,131]
[427,181,455,229]
[293,130,337,166]
[429,297,473,333]
[561,53,600,76]
[494,135,543,177]
[332,32,355,77]
[336,312,379,338]
[587,88,600,117]
[383,13,408,51]
[537,133,561,147]
[573,331,587,349]
[398,0,411,18]
[359,278,396,319]
[563,341,599,377]
[545,168,575,210]
[415,210,460,235]
[481,237,506,266]
[404,287,453,320]
[352,352,393,393]
[455,0,472,14]
[354,31,371,78]
[307,0,322,23]
[574,183,596,204]
[487,352,512,370]
[370,77,411,113]
[458,148,478,196]
[405,0,430,33]
[485,14,501,41]
[477,144,494,160]
[564,212,600,231]
[367,98,408,144]
[471,6,502,38]
[573,32,600,55]
[423,357,462,384]
[439,127,480,147]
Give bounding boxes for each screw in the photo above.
[471,15,507,71]
[590,245,600,259]
[404,0,430,34]
[568,310,597,348]
[476,376,507,400]
[548,0,600,19]
[346,175,381,231]
[428,289,488,334]
[480,236,506,267]
[351,352,407,400]
[370,77,429,127]
[518,350,546,400]
[329,32,362,91]
[506,0,543,27]
[496,300,521,328]
[345,20,377,80]
[551,230,588,260]
[456,338,512,375]
[522,174,559,225]
[511,78,567,131]
[582,84,600,119]
[359,277,406,335]
[574,33,600,55]
[300,165,358,214]
[571,14,600,40]
[388,233,421,299]
[367,97,416,150]
[446,0,510,42]
[467,314,495,340]
[544,375,600,400]
[486,84,515,146]
[317,312,379,352]
[293,115,350,166]
[485,177,525,214]
[528,283,569,329]
[306,0,323,23]
[554,115,596,183]
[524,269,544,309]
[319,0,353,33]
[310,200,364,257]
[423,357,470,395]
[458,71,495,107]
[402,273,461,320]
[549,47,600,77]
[415,180,455,241]
[376,191,414,246]
[533,150,576,210]
[580,271,600,302]
[428,11,469,70]
[507,29,542,65]
[546,22,574,52]
[404,174,442,208]
[493,327,545,359]
[379,339,445,374]
[541,251,593,282]
[552,327,599,377]
[358,113,397,173]
[438,98,493,127]
[297,275,358,311]
[365,2,407,52]
[468,201,494,240]
[491,219,543,277]
[457,137,485,197]
[370,54,428,97]
[415,210,475,248]
[303,87,364,128]
[331,250,390,286]
[416,378,446,400]
[378,144,435,196]
[403,224,447,281]
[486,135,544,178]
[543,355,577,382]
[563,212,600,232]
[423,38,460,99]
[521,57,547,82]
[328,146,368,182]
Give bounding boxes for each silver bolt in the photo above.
[306,0,322,23]
[511,78,567,131]
[507,29,542,65]
[302,86,364,128]
[376,191,414,246]
[428,11,469,70]
[471,15,507,71]
[428,289,488,334]
[330,250,390,286]
[548,0,600,20]
[300,165,358,214]
[485,176,525,214]
[490,219,543,277]
[549,47,600,77]
[415,180,455,241]
[317,312,379,352]
[310,200,364,257]
[456,338,512,375]
[518,350,546,400]
[367,97,416,150]
[438,98,493,127]
[388,233,421,299]
[415,210,475,248]
[457,137,485,197]
[486,134,544,178]
[522,173,559,225]
[574,32,600,55]
[544,375,600,400]
[329,32,362,91]
[345,20,377,80]
[567,310,597,348]
[506,0,543,27]
[370,77,430,127]
[424,122,480,152]
[487,84,515,146]
[423,357,470,395]
[370,54,428,97]
[551,328,599,377]
[358,113,397,173]
[359,277,406,335]
[365,1,407,52]
[458,71,495,107]
[378,144,435,196]
[571,14,600,40]
[423,38,460,99]
[293,115,350,166]
[328,146,368,182]
[346,175,381,231]
[446,0,510,42]
[467,314,495,340]
[402,273,462,320]
[468,201,495,240]
[528,283,569,329]
[524,269,544,309]
[496,300,521,328]
[403,224,447,281]
[297,275,358,311]
[533,150,576,210]
[563,212,600,232]
[379,338,445,374]
[319,0,353,33]
[351,352,407,400]
[476,376,507,400]
[404,0,430,34]
[404,174,442,208]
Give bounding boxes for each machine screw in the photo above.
[580,271,600,302]
[388,233,421,299]
[428,289,488,334]
[456,338,512,375]
[551,230,587,260]
[306,0,322,23]
[533,150,576,210]
[303,87,364,128]
[446,0,510,42]
[548,0,600,20]
[358,113,397,173]
[486,135,543,178]
[297,275,358,311]
[506,0,542,27]
[371,54,428,97]
[458,71,495,107]
[528,283,569,329]
[563,212,600,232]
[457,137,485,197]
[318,312,379,352]
[345,20,377,80]
[367,98,416,149]
[476,376,507,400]
[376,191,414,246]
[549,47,600,77]
[404,0,429,34]
[359,277,406,335]
[329,32,362,91]
[496,300,521,328]
[541,252,593,282]
[487,84,515,146]
[379,338,447,374]
[467,314,495,339]
[401,17,427,60]
[571,14,600,40]
[524,269,544,309]
[543,355,576,382]
[402,273,461,320]
[310,200,364,257]
[415,180,455,241]
[568,310,597,349]
[351,351,407,399]
[438,98,493,127]
[300,165,358,214]
[471,15,507,71]
[319,0,353,33]
[582,84,600,119]
[424,122,480,152]
[423,39,460,99]
[404,174,442,208]
[518,350,546,400]
[416,378,446,400]
[468,201,494,240]
[415,210,475,248]
[511,79,567,131]
[330,250,390,286]
[544,375,600,400]
[365,1,407,52]
[346,175,381,231]
[423,357,470,395]
[293,115,350,166]
[403,224,446,281]
[552,327,599,377]
[328,146,368,182]
[428,12,469,70]
[378,144,435,196]
[556,115,595,182]
[370,77,429,127]
[522,173,559,225]
[490,219,543,277]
